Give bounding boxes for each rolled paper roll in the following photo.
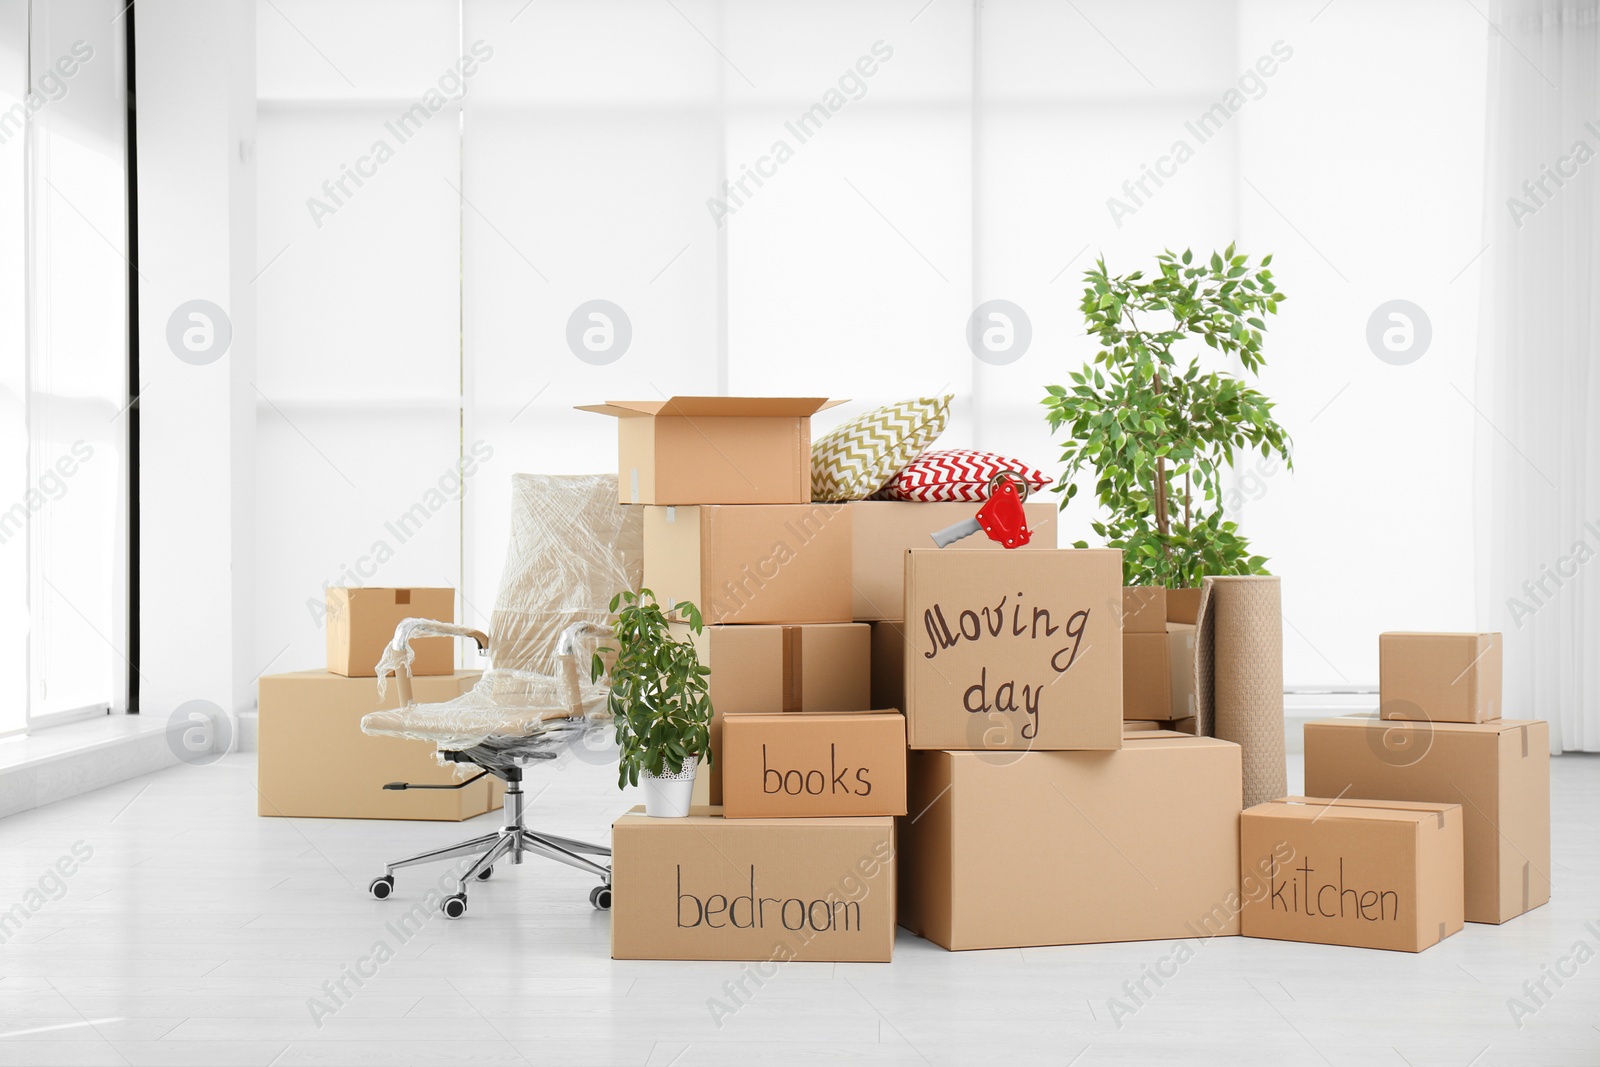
[1195,575,1286,809]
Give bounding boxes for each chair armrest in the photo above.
[376,617,490,706]
[556,621,614,718]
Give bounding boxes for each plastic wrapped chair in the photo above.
[359,473,641,919]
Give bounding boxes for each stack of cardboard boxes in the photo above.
[895,552,1250,950]
[1235,631,1549,953]
[591,397,1551,961]
[591,398,901,962]
[257,587,504,821]
[1119,586,1199,734]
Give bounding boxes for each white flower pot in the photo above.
[641,756,699,818]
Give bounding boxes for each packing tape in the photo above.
[1438,921,1446,942]
[781,626,803,712]
[1520,724,1529,758]
[629,468,640,504]
[1522,861,1530,911]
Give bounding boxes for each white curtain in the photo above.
[1477,0,1600,752]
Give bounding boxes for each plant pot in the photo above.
[641,756,700,818]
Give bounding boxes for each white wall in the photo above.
[135,0,257,721]
[176,0,1491,699]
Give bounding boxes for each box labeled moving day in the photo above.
[721,713,907,819]
[904,548,1123,751]
[326,587,455,677]
[257,670,501,820]
[1304,716,1550,924]
[1380,632,1502,723]
[610,808,895,962]
[644,504,852,625]
[1241,797,1464,953]
[899,732,1242,949]
[848,501,1057,621]
[578,396,840,505]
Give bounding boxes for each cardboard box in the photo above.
[610,807,895,961]
[1123,623,1196,721]
[899,732,1242,950]
[257,670,502,820]
[683,622,870,715]
[1167,587,1202,625]
[904,548,1123,751]
[685,621,871,805]
[1170,716,1198,735]
[847,501,1058,622]
[1123,633,1171,720]
[1169,623,1197,719]
[721,713,907,819]
[1122,586,1167,633]
[869,620,907,713]
[1123,720,1163,732]
[578,396,840,505]
[326,587,455,677]
[644,504,852,625]
[1379,632,1502,723]
[1303,716,1550,924]
[1240,796,1464,953]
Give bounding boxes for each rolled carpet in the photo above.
[1195,575,1286,808]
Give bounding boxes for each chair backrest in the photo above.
[487,473,642,675]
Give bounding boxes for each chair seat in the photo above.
[362,667,608,751]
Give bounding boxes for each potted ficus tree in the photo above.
[1043,245,1292,590]
[593,589,714,818]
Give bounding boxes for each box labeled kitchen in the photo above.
[258,670,501,821]
[644,504,852,625]
[1304,715,1549,924]
[904,548,1123,751]
[898,732,1242,950]
[848,501,1057,622]
[1379,632,1502,724]
[1240,796,1464,953]
[610,808,895,962]
[578,396,841,505]
[721,713,907,819]
[326,587,455,677]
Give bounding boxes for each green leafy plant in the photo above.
[1042,245,1291,588]
[592,589,714,789]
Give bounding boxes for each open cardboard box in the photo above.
[578,396,842,504]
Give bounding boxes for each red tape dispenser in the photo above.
[929,470,1033,549]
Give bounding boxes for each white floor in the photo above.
[0,748,1595,1067]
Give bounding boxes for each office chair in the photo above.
[359,473,642,919]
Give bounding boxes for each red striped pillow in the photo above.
[874,449,1050,502]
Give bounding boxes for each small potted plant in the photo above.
[593,589,714,818]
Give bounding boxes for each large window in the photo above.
[0,0,130,734]
[254,0,1487,691]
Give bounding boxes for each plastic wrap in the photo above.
[488,473,643,674]
[361,474,639,754]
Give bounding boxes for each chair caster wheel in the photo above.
[476,866,493,881]
[442,893,467,919]
[590,884,612,910]
[369,876,394,900]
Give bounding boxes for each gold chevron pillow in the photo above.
[811,395,952,502]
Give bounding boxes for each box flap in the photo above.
[1252,796,1456,824]
[578,396,841,419]
[1306,714,1539,737]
